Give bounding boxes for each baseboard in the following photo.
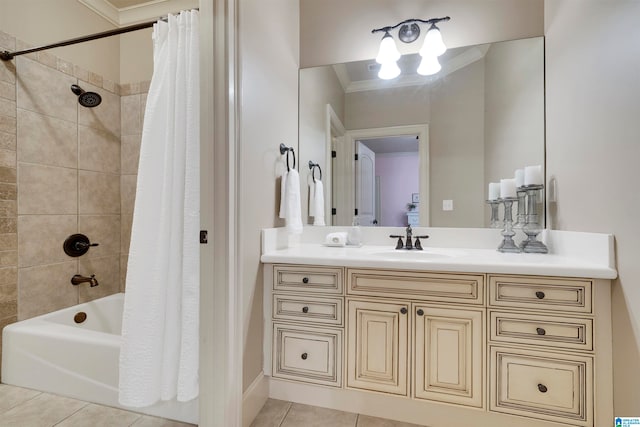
[242,372,268,427]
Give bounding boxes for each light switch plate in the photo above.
[443,200,453,211]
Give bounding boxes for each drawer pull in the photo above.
[302,277,309,284]
[301,352,308,360]
[400,307,408,315]
[535,291,545,299]
[302,306,309,313]
[416,309,424,316]
[536,327,546,335]
[537,383,548,393]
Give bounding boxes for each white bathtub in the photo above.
[1,293,198,424]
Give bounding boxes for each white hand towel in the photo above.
[325,232,348,246]
[285,169,303,234]
[308,181,315,216]
[312,180,325,226]
[279,171,288,219]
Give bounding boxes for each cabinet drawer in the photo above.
[490,311,593,351]
[348,269,484,305]
[490,346,592,426]
[489,275,592,313]
[274,265,343,294]
[273,294,343,326]
[273,323,342,387]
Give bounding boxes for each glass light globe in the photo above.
[420,25,447,58]
[378,61,401,80]
[375,32,401,64]
[417,55,441,76]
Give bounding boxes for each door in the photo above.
[414,304,484,408]
[356,142,376,225]
[347,299,408,395]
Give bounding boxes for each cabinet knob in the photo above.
[302,277,309,284]
[537,383,548,393]
[416,309,424,316]
[400,307,408,315]
[302,306,309,313]
[535,291,545,299]
[536,327,546,336]
[301,352,308,360]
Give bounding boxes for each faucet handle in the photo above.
[389,235,404,250]
[414,235,429,250]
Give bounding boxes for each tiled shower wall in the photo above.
[0,29,149,374]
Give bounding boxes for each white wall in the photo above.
[120,29,154,84]
[300,0,544,68]
[238,0,299,391]
[545,0,640,415]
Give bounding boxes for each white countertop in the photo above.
[261,227,618,279]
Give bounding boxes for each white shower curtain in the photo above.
[119,10,200,407]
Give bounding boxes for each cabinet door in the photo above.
[414,304,484,408]
[347,299,408,395]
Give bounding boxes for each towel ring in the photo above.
[308,161,322,183]
[280,143,296,172]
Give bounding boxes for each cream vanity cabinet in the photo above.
[264,264,612,427]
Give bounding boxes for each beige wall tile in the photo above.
[0,234,17,251]
[0,388,86,424]
[18,163,77,214]
[0,217,16,233]
[102,78,116,94]
[78,81,120,137]
[16,57,77,122]
[0,81,15,101]
[120,255,128,292]
[121,134,141,174]
[0,115,16,134]
[120,82,140,96]
[78,255,120,302]
[0,60,16,85]
[78,215,120,258]
[121,175,137,214]
[0,200,16,216]
[0,98,16,118]
[14,40,35,60]
[0,167,16,183]
[56,403,141,427]
[0,384,41,414]
[0,250,17,267]
[0,149,15,168]
[0,298,16,319]
[74,65,89,82]
[121,210,132,254]
[121,94,141,135]
[140,93,148,129]
[0,31,16,51]
[88,71,103,88]
[36,51,58,69]
[0,131,16,150]
[78,170,120,215]
[79,125,120,174]
[0,282,16,302]
[17,109,77,168]
[0,183,16,200]
[18,215,77,268]
[56,57,74,76]
[0,267,17,286]
[18,261,78,320]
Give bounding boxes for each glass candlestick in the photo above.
[486,199,503,229]
[522,184,548,253]
[498,197,520,253]
[513,188,527,229]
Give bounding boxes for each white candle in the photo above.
[524,165,543,186]
[488,182,500,200]
[514,169,525,187]
[500,178,517,198]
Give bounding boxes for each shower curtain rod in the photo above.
[0,9,198,61]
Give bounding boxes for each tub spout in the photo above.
[71,274,99,287]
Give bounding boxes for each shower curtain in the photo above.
[119,10,200,407]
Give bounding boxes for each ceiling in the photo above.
[360,135,419,154]
[77,0,199,26]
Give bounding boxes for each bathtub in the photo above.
[1,293,198,424]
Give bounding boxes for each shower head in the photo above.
[71,84,102,108]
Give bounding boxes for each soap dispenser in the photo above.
[347,216,362,246]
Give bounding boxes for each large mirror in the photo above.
[299,37,545,227]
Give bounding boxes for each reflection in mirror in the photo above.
[299,37,544,228]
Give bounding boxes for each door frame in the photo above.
[326,104,345,225]
[343,124,430,227]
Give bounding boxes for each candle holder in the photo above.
[521,184,548,253]
[513,188,527,229]
[498,197,520,253]
[486,199,503,229]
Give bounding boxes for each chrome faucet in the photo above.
[71,274,99,287]
[389,225,429,250]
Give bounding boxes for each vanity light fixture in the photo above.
[372,16,450,79]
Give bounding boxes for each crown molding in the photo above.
[77,0,198,26]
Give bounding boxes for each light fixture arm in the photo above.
[372,17,450,42]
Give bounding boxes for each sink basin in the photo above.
[369,248,465,260]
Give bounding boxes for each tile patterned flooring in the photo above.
[251,399,426,427]
[0,384,195,427]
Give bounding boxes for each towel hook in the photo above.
[308,161,322,183]
[280,143,296,172]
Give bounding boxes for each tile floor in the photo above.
[0,384,195,427]
[251,399,426,427]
